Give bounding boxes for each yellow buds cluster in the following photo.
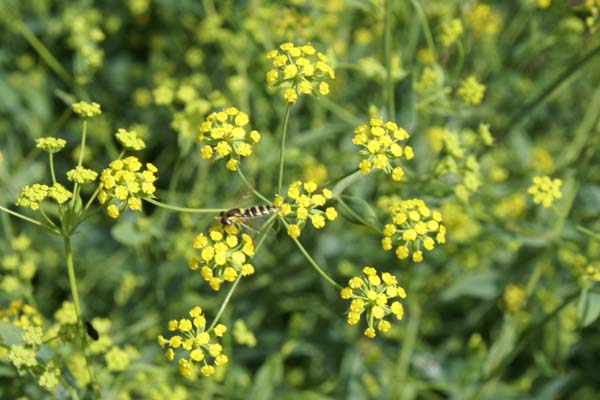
[457,75,486,105]
[381,199,446,263]
[98,156,158,219]
[158,306,229,377]
[196,107,261,172]
[0,300,43,328]
[266,42,335,103]
[527,176,562,208]
[503,283,526,314]
[71,101,102,118]
[66,165,98,184]
[16,183,73,210]
[188,227,256,291]
[35,137,66,154]
[353,118,414,181]
[340,266,407,339]
[115,128,146,151]
[274,181,337,239]
[439,18,463,47]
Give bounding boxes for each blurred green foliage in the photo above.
[1,0,600,399]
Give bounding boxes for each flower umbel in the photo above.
[115,128,146,151]
[196,107,261,172]
[527,176,562,208]
[457,76,486,105]
[381,199,446,263]
[158,306,229,377]
[98,156,158,218]
[353,118,414,181]
[266,42,335,103]
[188,227,256,291]
[71,101,102,118]
[340,266,407,339]
[35,137,67,154]
[274,181,337,238]
[16,183,73,210]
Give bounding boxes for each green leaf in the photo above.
[577,290,600,327]
[336,196,378,229]
[441,271,499,301]
[482,316,517,378]
[248,354,283,400]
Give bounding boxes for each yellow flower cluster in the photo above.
[71,101,102,118]
[16,183,73,210]
[35,137,66,154]
[274,181,338,239]
[0,300,43,328]
[266,42,335,103]
[98,156,158,219]
[352,118,414,181]
[188,227,256,291]
[465,3,501,36]
[457,76,486,105]
[158,306,229,377]
[381,199,446,263]
[340,266,407,339]
[66,165,98,184]
[527,176,562,208]
[196,107,261,172]
[503,283,526,314]
[439,18,463,47]
[115,128,146,151]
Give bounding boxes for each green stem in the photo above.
[49,153,57,185]
[38,207,60,231]
[12,19,73,88]
[79,120,87,166]
[395,298,421,398]
[277,104,293,195]
[577,225,600,241]
[384,0,395,120]
[144,197,226,213]
[0,206,43,228]
[84,186,101,211]
[410,0,437,62]
[63,236,100,399]
[336,197,383,234]
[207,216,275,330]
[455,40,465,76]
[319,168,360,191]
[502,44,600,140]
[280,218,342,289]
[208,273,243,331]
[237,168,270,203]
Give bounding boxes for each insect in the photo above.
[219,205,279,229]
[85,320,99,341]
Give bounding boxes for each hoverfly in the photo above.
[219,205,279,231]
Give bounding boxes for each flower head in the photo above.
[527,176,562,208]
[98,156,158,218]
[196,107,261,172]
[0,300,43,328]
[381,199,446,263]
[115,128,146,151]
[35,137,66,154]
[457,76,486,105]
[66,166,98,184]
[439,19,463,47]
[158,307,229,377]
[274,181,337,238]
[188,227,256,291]
[340,266,407,339]
[266,42,335,103]
[71,101,102,118]
[16,183,73,210]
[353,118,413,181]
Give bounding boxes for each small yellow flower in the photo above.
[341,267,407,339]
[72,101,102,118]
[353,119,413,182]
[457,75,486,105]
[527,176,562,208]
[35,137,66,153]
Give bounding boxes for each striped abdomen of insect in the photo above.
[220,205,279,226]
